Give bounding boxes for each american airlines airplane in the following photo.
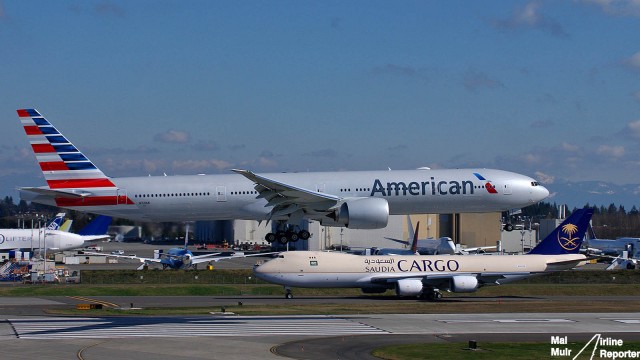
[16,109,549,244]
[254,209,593,300]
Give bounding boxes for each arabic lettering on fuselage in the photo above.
[364,258,460,273]
[370,177,477,197]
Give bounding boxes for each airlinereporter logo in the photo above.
[550,334,640,359]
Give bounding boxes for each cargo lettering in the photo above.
[397,259,460,272]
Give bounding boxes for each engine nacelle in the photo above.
[322,197,389,229]
[450,275,479,293]
[395,278,424,297]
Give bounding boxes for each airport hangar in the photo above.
[184,212,552,253]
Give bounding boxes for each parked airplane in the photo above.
[584,235,640,259]
[383,216,495,255]
[17,109,549,244]
[0,215,112,252]
[87,226,273,270]
[254,208,593,300]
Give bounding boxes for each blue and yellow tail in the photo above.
[528,208,593,255]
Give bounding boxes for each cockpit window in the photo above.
[531,181,540,186]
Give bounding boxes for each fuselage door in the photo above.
[216,186,227,202]
[117,188,128,204]
[502,182,513,195]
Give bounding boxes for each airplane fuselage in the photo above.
[0,228,86,251]
[23,168,548,222]
[253,251,586,288]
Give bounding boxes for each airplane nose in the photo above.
[535,184,550,202]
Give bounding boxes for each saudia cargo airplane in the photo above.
[16,109,549,244]
[254,208,593,300]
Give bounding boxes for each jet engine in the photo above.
[450,275,479,293]
[395,278,424,297]
[322,197,389,229]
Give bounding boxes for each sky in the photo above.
[1,1,639,208]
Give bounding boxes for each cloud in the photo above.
[492,1,568,37]
[535,171,555,184]
[0,0,6,20]
[633,91,640,102]
[622,51,640,70]
[95,2,125,17]
[596,145,625,158]
[580,0,640,17]
[463,70,504,92]
[154,130,191,144]
[561,142,581,152]
[623,119,640,139]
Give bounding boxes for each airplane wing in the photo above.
[232,169,340,219]
[368,272,522,287]
[203,252,277,263]
[83,251,162,264]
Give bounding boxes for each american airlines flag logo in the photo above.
[17,109,116,190]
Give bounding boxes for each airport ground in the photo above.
[1,241,639,359]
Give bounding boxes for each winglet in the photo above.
[527,208,593,255]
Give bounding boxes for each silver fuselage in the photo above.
[22,168,548,222]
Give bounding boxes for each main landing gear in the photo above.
[420,288,443,301]
[265,224,311,244]
[285,287,293,299]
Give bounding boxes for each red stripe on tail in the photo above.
[39,162,69,171]
[46,178,116,189]
[32,144,56,153]
[24,126,43,135]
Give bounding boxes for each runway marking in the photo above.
[606,319,640,324]
[67,296,119,308]
[438,319,574,324]
[8,315,389,339]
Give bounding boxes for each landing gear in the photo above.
[285,287,293,299]
[420,288,443,301]
[265,223,311,244]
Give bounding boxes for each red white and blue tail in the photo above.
[17,109,115,190]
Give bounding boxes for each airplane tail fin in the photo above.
[59,219,73,232]
[77,216,112,236]
[17,109,115,190]
[410,221,420,254]
[46,213,66,230]
[527,208,594,255]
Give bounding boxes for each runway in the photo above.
[2,311,640,359]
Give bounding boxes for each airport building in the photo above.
[191,212,537,253]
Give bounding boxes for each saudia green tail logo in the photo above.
[558,223,580,251]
